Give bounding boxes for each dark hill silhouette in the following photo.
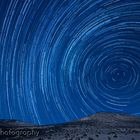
[0,112,140,139]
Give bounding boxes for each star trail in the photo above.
[0,0,140,125]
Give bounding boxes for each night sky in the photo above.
[0,0,140,125]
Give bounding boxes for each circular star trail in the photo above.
[0,0,140,124]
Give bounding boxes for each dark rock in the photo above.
[0,112,140,139]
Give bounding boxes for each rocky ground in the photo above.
[0,112,140,140]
